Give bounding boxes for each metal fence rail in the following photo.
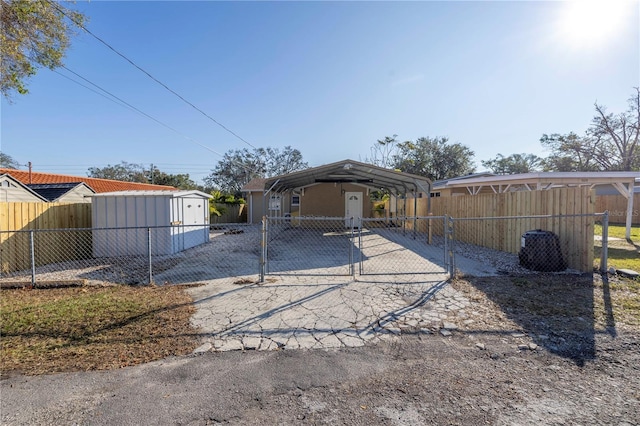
[0,213,609,287]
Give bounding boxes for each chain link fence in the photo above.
[1,213,608,287]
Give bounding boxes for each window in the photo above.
[430,192,441,198]
[291,195,300,206]
[269,195,281,210]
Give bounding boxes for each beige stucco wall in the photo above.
[297,183,374,217]
[248,183,376,222]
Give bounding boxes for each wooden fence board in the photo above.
[0,202,93,274]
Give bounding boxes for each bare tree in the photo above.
[589,87,640,171]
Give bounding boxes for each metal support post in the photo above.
[147,228,153,285]
[600,211,609,274]
[30,230,36,287]
[348,217,355,277]
[260,216,267,282]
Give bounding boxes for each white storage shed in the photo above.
[91,190,212,256]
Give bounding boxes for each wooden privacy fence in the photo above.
[595,193,640,225]
[0,202,92,273]
[399,187,596,272]
[211,203,246,223]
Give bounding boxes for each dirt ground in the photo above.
[1,273,639,425]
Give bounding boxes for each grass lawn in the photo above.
[594,224,640,272]
[0,285,200,376]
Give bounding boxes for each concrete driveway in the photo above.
[186,226,497,353]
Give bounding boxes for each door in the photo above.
[345,192,363,228]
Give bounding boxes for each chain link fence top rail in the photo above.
[0,213,607,287]
[1,224,261,286]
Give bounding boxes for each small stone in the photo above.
[518,344,529,350]
[511,333,526,338]
[608,267,616,275]
[617,268,639,278]
[475,343,486,350]
[538,334,549,340]
[440,329,453,337]
[490,353,501,360]
[442,322,458,330]
[463,319,475,325]
[193,342,212,354]
[528,343,538,350]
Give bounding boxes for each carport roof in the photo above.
[264,159,431,195]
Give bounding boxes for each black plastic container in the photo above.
[518,229,567,272]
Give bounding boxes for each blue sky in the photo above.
[1,0,638,185]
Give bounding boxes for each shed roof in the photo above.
[0,168,177,193]
[90,190,212,198]
[27,182,95,202]
[263,159,431,195]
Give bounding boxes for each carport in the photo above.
[261,159,432,223]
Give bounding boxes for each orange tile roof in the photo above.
[0,168,177,193]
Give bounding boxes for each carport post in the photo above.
[147,227,153,285]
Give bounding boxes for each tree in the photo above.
[540,88,640,172]
[481,153,543,175]
[392,136,475,181]
[364,135,400,168]
[539,132,602,171]
[588,87,640,171]
[88,162,148,183]
[0,152,21,168]
[1,0,85,100]
[204,146,308,195]
[87,162,198,189]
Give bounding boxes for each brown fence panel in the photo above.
[211,203,246,223]
[595,194,640,225]
[0,202,92,274]
[401,188,595,272]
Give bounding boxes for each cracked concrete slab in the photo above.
[187,274,473,352]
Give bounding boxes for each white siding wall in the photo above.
[0,178,43,202]
[92,192,210,257]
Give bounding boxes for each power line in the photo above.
[46,0,259,152]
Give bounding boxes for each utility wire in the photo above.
[46,0,259,152]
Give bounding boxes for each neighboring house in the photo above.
[26,182,95,203]
[242,159,432,226]
[0,173,47,202]
[0,168,177,193]
[241,178,268,225]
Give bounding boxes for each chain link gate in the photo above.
[261,216,451,281]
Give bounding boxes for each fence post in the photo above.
[260,216,266,282]
[349,217,355,277]
[444,215,455,277]
[29,230,36,287]
[147,227,153,285]
[600,211,609,274]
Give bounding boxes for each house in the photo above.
[26,182,95,203]
[91,190,213,256]
[0,168,177,193]
[0,173,47,202]
[242,159,432,226]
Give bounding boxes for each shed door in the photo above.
[345,192,363,228]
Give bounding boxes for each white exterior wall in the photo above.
[0,177,44,202]
[55,185,94,203]
[92,192,210,257]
